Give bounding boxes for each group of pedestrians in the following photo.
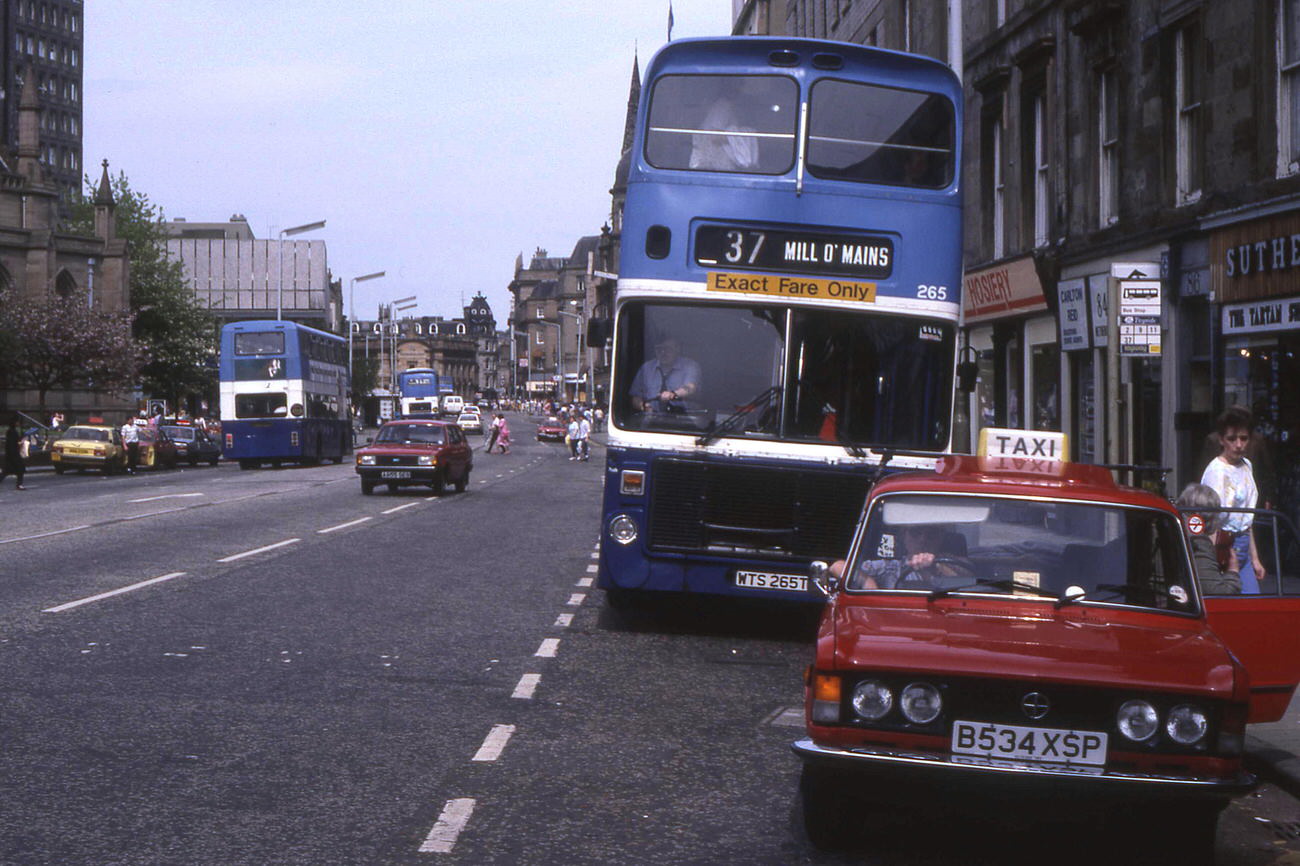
[485,413,511,455]
[567,411,591,461]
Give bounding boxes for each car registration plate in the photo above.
[951,720,1107,766]
[733,570,808,592]
[379,470,411,479]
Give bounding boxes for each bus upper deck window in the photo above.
[644,74,798,175]
[806,79,955,189]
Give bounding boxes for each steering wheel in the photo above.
[894,556,969,588]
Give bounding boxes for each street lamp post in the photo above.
[347,270,385,390]
[557,308,582,402]
[276,219,327,320]
[387,296,417,397]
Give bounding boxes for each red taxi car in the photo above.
[536,416,566,442]
[354,419,472,495]
[793,430,1300,856]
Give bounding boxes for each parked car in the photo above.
[136,426,179,469]
[457,412,483,435]
[793,429,1300,857]
[160,422,221,466]
[354,419,472,495]
[536,416,566,442]
[50,425,127,474]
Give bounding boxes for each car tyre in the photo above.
[189,456,198,467]
[454,468,469,493]
[430,471,446,495]
[361,479,375,495]
[239,460,257,470]
[799,764,860,852]
[209,458,220,467]
[53,465,65,475]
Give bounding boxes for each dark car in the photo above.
[536,416,566,442]
[354,419,473,495]
[161,423,221,466]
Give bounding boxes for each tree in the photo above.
[68,173,216,408]
[0,290,143,410]
[352,355,381,403]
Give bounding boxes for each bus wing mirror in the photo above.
[586,318,612,348]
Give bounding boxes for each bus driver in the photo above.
[629,337,702,413]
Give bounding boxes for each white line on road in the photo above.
[128,492,205,503]
[589,552,599,559]
[554,613,574,628]
[567,593,586,607]
[585,564,598,573]
[217,538,300,563]
[381,502,421,514]
[577,577,594,588]
[535,638,560,658]
[472,724,515,762]
[44,572,187,613]
[118,508,189,522]
[512,673,541,699]
[317,516,373,534]
[0,525,91,545]
[418,797,476,854]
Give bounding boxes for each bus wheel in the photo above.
[239,460,257,470]
[454,468,469,493]
[361,480,375,495]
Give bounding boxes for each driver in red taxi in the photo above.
[830,523,974,589]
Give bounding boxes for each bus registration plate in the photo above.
[951,721,1107,766]
[734,570,807,592]
[380,470,411,479]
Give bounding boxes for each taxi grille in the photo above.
[647,457,870,561]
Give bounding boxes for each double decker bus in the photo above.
[397,367,441,417]
[219,320,351,469]
[599,37,963,608]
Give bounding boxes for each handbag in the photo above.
[1213,529,1234,571]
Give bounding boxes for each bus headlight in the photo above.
[290,403,304,417]
[1117,700,1159,742]
[608,514,638,545]
[1165,705,1209,746]
[358,455,376,466]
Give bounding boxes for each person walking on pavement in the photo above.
[567,415,581,460]
[576,411,592,461]
[495,414,511,454]
[120,418,140,475]
[1,416,26,490]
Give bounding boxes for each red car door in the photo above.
[1203,511,1300,722]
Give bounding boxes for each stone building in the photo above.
[0,71,129,421]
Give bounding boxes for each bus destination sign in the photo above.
[695,225,894,279]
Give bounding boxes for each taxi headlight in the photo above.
[418,455,434,466]
[358,455,376,466]
[899,682,943,724]
[1165,704,1209,746]
[851,680,893,721]
[1117,699,1160,742]
[608,514,638,545]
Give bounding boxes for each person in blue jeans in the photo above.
[1201,407,1266,593]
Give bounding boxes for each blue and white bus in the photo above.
[599,38,963,608]
[397,367,441,417]
[219,320,351,468]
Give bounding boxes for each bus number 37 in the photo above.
[725,230,766,265]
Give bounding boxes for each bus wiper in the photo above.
[928,578,1057,601]
[837,431,867,458]
[696,386,781,446]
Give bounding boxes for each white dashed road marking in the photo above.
[567,593,586,606]
[217,538,300,563]
[1,525,91,545]
[381,502,421,514]
[554,613,574,628]
[44,572,187,613]
[317,516,372,534]
[577,577,594,588]
[472,724,515,762]
[512,673,541,699]
[418,797,476,854]
[128,493,204,503]
[535,638,559,658]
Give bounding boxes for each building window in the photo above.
[1099,67,1119,225]
[1174,21,1203,204]
[982,97,1006,259]
[994,0,1006,27]
[1279,0,1300,175]
[1025,89,1049,248]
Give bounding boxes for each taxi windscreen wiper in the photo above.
[928,578,1057,601]
[696,385,781,446]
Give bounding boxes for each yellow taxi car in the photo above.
[51,424,127,474]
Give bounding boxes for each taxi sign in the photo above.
[978,428,1068,461]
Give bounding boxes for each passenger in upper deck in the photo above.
[689,97,759,172]
[629,337,702,413]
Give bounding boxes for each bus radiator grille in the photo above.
[647,458,869,561]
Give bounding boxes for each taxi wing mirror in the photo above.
[810,560,836,597]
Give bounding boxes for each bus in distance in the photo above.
[398,367,440,417]
[219,320,351,469]
[599,37,963,609]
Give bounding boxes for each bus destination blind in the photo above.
[694,225,893,279]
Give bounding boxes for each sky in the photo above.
[83,1,733,325]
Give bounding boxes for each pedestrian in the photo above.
[486,414,501,453]
[120,418,140,475]
[576,411,592,461]
[1,417,26,490]
[495,414,511,454]
[1201,406,1265,593]
[594,406,605,433]
[567,415,580,460]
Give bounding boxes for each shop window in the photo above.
[1031,343,1060,431]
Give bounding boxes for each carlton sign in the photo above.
[962,256,1047,324]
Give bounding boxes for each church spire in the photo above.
[94,160,117,241]
[620,54,641,155]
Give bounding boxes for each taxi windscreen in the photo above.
[848,494,1197,613]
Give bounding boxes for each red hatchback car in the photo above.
[794,432,1300,858]
[354,419,473,495]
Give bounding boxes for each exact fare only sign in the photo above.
[706,271,877,303]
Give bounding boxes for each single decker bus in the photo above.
[599,37,963,609]
[398,367,441,418]
[220,320,351,468]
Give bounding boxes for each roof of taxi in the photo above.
[871,454,1168,509]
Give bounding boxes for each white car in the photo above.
[442,395,465,416]
[463,404,481,416]
[457,412,483,435]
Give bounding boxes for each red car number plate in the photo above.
[951,720,1107,766]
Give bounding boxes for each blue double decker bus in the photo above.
[219,320,351,468]
[599,38,963,608]
[397,367,441,418]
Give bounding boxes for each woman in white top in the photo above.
[1200,407,1265,593]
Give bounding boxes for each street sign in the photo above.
[1118,280,1161,356]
